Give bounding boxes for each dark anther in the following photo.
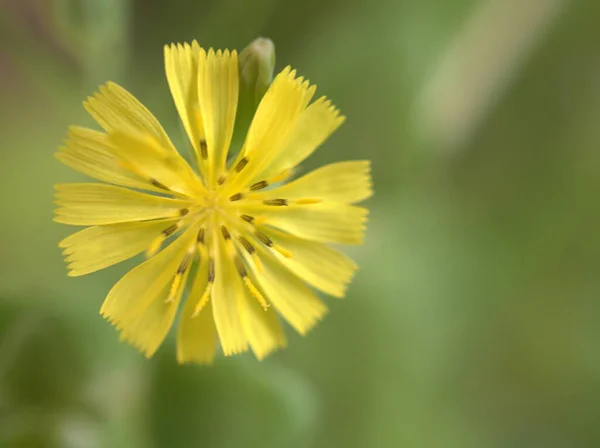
[250,180,269,191]
[197,228,205,244]
[150,178,169,190]
[179,208,189,216]
[234,157,249,172]
[221,226,231,240]
[217,175,226,185]
[234,257,247,277]
[208,259,215,283]
[241,214,255,223]
[239,236,255,254]
[163,224,178,236]
[229,193,244,202]
[200,139,208,159]
[255,231,273,247]
[263,198,288,206]
[177,255,191,274]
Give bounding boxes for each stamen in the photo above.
[239,236,263,272]
[229,193,244,202]
[192,285,212,317]
[233,255,268,310]
[179,208,190,216]
[166,251,194,302]
[166,275,183,303]
[253,231,292,259]
[207,258,215,283]
[177,253,192,274]
[295,198,322,205]
[163,224,179,236]
[197,228,205,244]
[221,225,231,240]
[271,168,293,184]
[274,245,293,258]
[249,180,269,191]
[255,231,273,247]
[200,139,208,159]
[147,222,179,257]
[192,256,216,316]
[217,175,226,185]
[146,238,163,258]
[241,214,255,223]
[234,256,247,277]
[263,199,288,206]
[150,178,169,190]
[239,236,255,253]
[252,253,264,272]
[235,157,249,172]
[253,216,267,226]
[243,277,270,310]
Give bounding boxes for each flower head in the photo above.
[55,41,372,363]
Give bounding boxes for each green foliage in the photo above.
[149,355,317,448]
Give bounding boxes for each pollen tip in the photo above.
[252,254,264,273]
[253,216,267,226]
[146,238,163,258]
[295,198,322,205]
[243,277,269,310]
[271,168,293,184]
[274,245,292,259]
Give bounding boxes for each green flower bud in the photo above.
[240,37,276,106]
[232,37,276,150]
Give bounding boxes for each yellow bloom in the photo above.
[55,41,372,363]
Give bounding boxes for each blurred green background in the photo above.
[1,0,600,446]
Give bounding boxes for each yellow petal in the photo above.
[198,49,239,184]
[84,82,176,153]
[119,267,191,358]
[229,67,315,189]
[211,225,248,356]
[57,127,140,188]
[259,227,357,298]
[239,202,369,245]
[56,127,178,194]
[100,224,198,358]
[247,95,345,184]
[108,131,205,200]
[257,161,372,204]
[60,219,179,276]
[164,41,206,167]
[177,259,218,364]
[54,183,193,225]
[238,285,286,360]
[246,246,327,335]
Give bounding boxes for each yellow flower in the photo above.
[54,41,372,363]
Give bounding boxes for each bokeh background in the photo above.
[1,0,600,446]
